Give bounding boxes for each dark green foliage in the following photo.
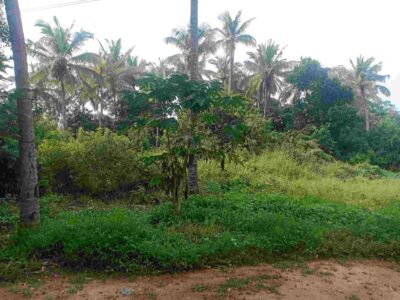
[0,95,18,196]
[369,116,400,169]
[285,58,371,160]
[0,94,18,156]
[0,199,18,230]
[316,105,369,159]
[67,111,98,133]
[0,145,17,196]
[4,191,400,274]
[287,58,353,126]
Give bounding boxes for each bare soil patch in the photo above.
[1,260,400,299]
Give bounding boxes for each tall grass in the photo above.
[199,150,400,209]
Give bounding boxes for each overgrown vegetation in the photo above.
[1,0,400,286]
[2,183,400,281]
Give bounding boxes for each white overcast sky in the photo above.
[19,0,400,106]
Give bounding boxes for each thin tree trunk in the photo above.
[113,93,117,123]
[189,0,199,81]
[365,105,370,132]
[263,84,268,118]
[60,78,67,130]
[228,43,235,94]
[188,0,199,195]
[5,0,40,226]
[264,85,271,119]
[361,87,369,132]
[81,99,85,114]
[99,96,103,127]
[155,127,159,147]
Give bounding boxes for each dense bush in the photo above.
[3,192,400,274]
[0,140,18,197]
[39,128,156,195]
[369,117,400,169]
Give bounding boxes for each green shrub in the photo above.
[39,128,157,195]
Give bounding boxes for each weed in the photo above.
[67,275,87,294]
[192,283,212,292]
[22,287,33,298]
[8,285,19,294]
[218,277,251,298]
[393,265,400,272]
[319,271,334,276]
[147,290,157,299]
[217,273,281,298]
[301,266,316,276]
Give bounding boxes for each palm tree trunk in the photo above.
[188,0,199,195]
[189,0,199,82]
[155,127,159,147]
[60,78,67,130]
[361,87,369,132]
[5,0,40,226]
[263,84,268,118]
[113,93,117,122]
[264,86,271,119]
[99,96,103,127]
[228,43,235,94]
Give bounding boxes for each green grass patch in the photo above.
[1,190,400,280]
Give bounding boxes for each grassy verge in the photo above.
[1,190,400,281]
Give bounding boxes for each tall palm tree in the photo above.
[349,56,390,131]
[217,10,255,93]
[29,16,97,130]
[245,40,289,118]
[165,23,217,78]
[5,0,40,225]
[188,0,199,194]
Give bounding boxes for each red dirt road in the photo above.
[1,260,399,299]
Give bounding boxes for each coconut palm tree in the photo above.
[28,61,61,118]
[29,16,97,130]
[150,58,174,79]
[165,23,217,78]
[207,55,245,90]
[187,0,199,195]
[217,10,255,93]
[5,0,40,225]
[244,40,289,118]
[349,56,390,131]
[95,38,148,123]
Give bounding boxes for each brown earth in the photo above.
[1,260,400,300]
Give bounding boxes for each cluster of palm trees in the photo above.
[28,12,390,132]
[28,17,147,129]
